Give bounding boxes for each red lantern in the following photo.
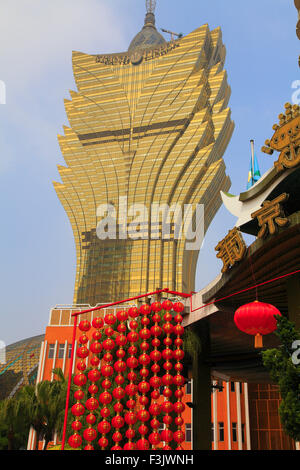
[173,430,185,444]
[92,316,104,329]
[101,364,113,377]
[116,334,127,347]
[112,431,123,442]
[125,428,136,440]
[72,420,82,431]
[234,300,282,348]
[103,338,115,351]
[68,434,82,448]
[90,341,102,354]
[83,428,97,442]
[114,402,124,414]
[84,444,94,451]
[137,409,150,422]
[136,438,150,450]
[88,369,101,382]
[128,306,139,318]
[124,442,136,450]
[79,320,91,332]
[104,313,116,325]
[151,301,162,312]
[98,437,108,449]
[74,373,87,387]
[149,403,161,416]
[90,356,100,367]
[161,401,173,413]
[92,330,102,341]
[71,403,85,417]
[76,360,86,372]
[74,389,84,401]
[173,302,184,313]
[139,304,151,315]
[112,416,124,429]
[149,432,161,445]
[116,310,128,322]
[79,334,88,344]
[86,413,97,425]
[76,346,89,359]
[97,420,111,434]
[100,407,110,418]
[125,411,137,425]
[86,397,99,411]
[162,299,173,311]
[99,391,112,405]
[88,384,98,395]
[161,429,173,443]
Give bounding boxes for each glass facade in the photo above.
[54,21,233,304]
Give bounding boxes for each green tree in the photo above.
[18,370,69,450]
[0,395,30,450]
[262,315,300,442]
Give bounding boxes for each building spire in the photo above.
[146,0,157,14]
[145,0,156,27]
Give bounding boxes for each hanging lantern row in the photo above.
[69,300,186,450]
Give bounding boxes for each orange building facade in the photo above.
[27,306,295,451]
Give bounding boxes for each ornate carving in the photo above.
[261,103,300,173]
[215,228,247,273]
[251,193,289,239]
[95,42,179,66]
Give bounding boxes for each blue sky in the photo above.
[0,0,299,345]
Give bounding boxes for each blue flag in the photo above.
[247,153,261,190]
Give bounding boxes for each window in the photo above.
[232,423,237,442]
[211,422,214,442]
[231,382,235,392]
[218,422,224,442]
[58,343,65,359]
[48,344,55,359]
[186,379,192,395]
[68,344,72,359]
[185,423,192,443]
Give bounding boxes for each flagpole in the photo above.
[250,139,255,186]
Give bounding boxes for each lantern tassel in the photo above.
[254,333,263,348]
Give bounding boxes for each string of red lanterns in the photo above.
[124,306,139,449]
[68,299,186,450]
[136,304,151,450]
[149,301,163,449]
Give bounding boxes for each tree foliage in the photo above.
[262,315,300,442]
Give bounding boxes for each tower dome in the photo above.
[128,7,166,53]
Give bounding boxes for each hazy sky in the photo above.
[0,0,299,345]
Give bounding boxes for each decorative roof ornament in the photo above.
[128,0,166,54]
[261,103,300,173]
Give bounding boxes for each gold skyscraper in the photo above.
[54,3,234,304]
